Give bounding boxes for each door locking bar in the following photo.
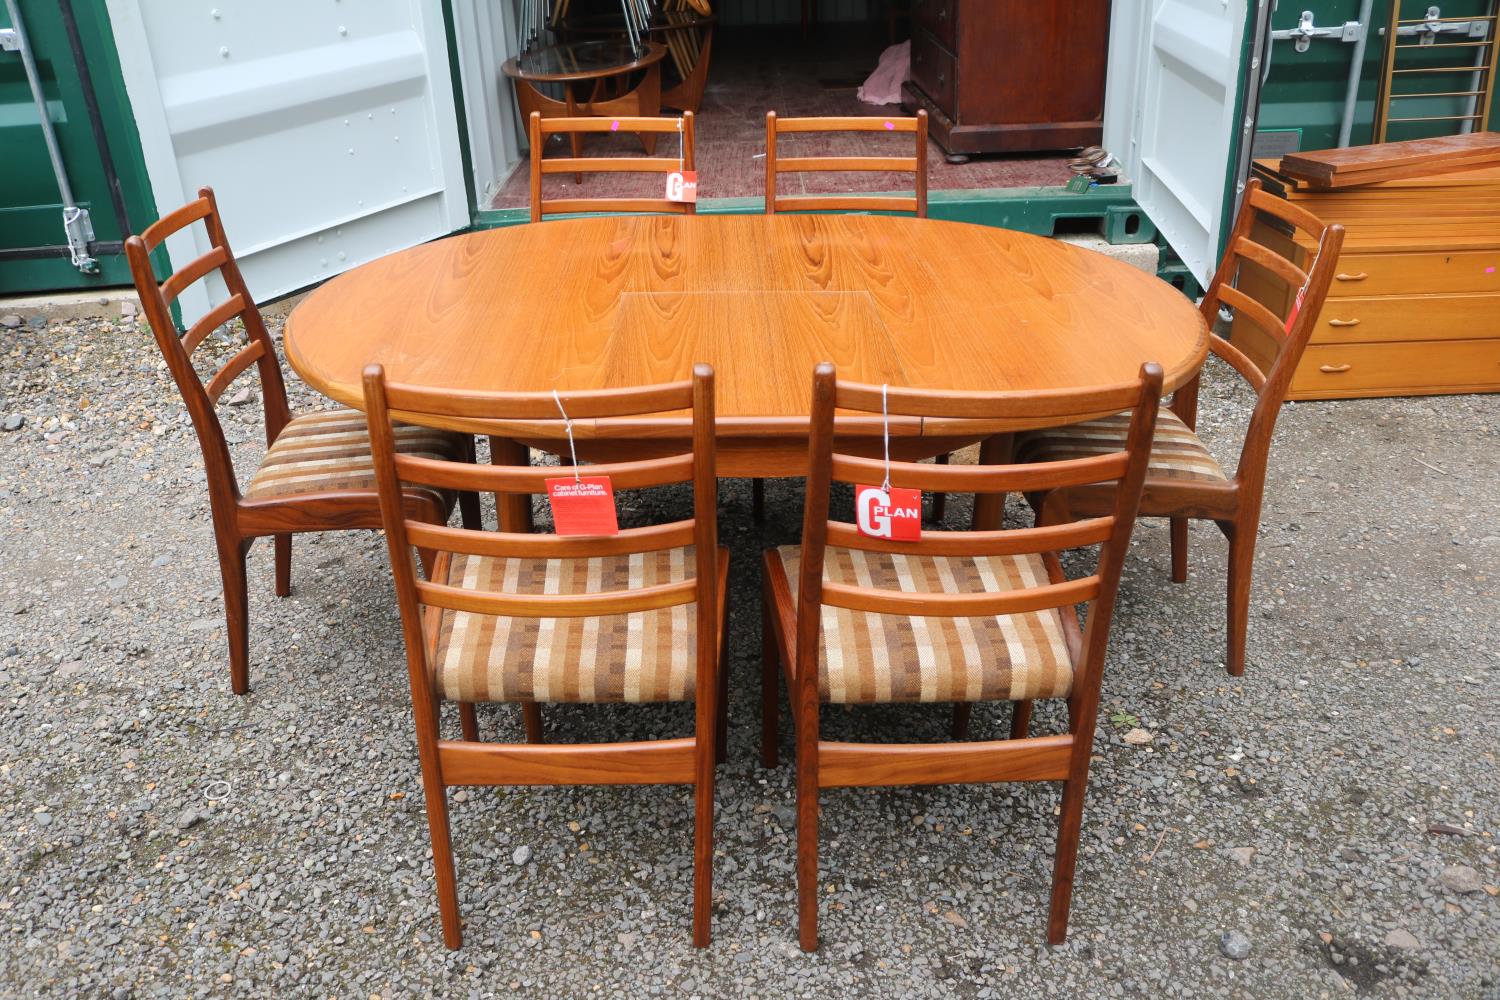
[1270,5,1488,54]
[2,0,98,273]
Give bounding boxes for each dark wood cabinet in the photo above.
[902,0,1111,156]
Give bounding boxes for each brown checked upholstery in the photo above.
[769,546,1074,704]
[430,545,727,704]
[1017,409,1227,483]
[246,409,466,500]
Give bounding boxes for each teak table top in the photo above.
[284,215,1207,473]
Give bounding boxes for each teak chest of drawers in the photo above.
[1236,158,1500,400]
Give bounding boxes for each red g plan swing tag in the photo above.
[1285,284,1308,332]
[666,170,698,203]
[855,485,922,541]
[545,476,619,536]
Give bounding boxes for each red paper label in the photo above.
[1285,285,1307,332]
[546,476,618,536]
[855,485,922,541]
[666,170,698,203]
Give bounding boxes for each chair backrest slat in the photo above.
[126,187,294,510]
[161,246,229,304]
[392,451,695,494]
[765,111,928,216]
[824,515,1115,559]
[829,452,1129,495]
[820,575,1102,618]
[415,577,698,619]
[1217,285,1288,346]
[794,363,1161,720]
[530,112,697,222]
[204,339,267,403]
[182,294,248,353]
[406,519,697,560]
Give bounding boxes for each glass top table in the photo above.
[503,39,668,83]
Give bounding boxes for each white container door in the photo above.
[1105,0,1251,286]
[107,0,469,322]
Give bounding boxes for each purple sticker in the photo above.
[1487,266,1497,274]
[884,121,895,130]
[611,120,620,132]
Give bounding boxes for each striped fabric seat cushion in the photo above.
[430,546,702,704]
[772,546,1075,704]
[245,408,465,500]
[1015,408,1226,483]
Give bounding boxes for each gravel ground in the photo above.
[1,310,1497,999]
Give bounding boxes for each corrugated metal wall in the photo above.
[717,0,878,26]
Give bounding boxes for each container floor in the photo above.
[488,23,1075,209]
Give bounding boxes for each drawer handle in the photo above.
[1319,363,1352,374]
[1326,318,1361,327]
[1336,272,1368,282]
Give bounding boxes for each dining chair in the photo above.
[529,110,697,222]
[362,363,728,949]
[754,108,929,518]
[125,188,478,695]
[1016,179,1344,676]
[762,361,1162,950]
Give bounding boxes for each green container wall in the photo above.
[0,0,156,294]
[1258,0,1500,154]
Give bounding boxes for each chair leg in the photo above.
[522,703,545,743]
[219,537,251,695]
[459,702,479,742]
[420,772,463,949]
[796,720,820,952]
[1010,700,1032,740]
[692,730,717,947]
[716,627,730,765]
[950,703,971,740]
[1169,517,1189,584]
[751,479,766,522]
[761,597,780,768]
[273,534,292,598]
[1225,523,1255,678]
[1047,774,1089,945]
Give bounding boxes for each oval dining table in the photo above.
[284,214,1208,530]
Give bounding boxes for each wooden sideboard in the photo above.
[901,0,1111,157]
[1234,157,1500,400]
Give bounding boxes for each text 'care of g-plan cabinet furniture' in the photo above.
[901,0,1111,156]
[1239,155,1500,400]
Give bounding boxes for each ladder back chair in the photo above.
[529,110,697,222]
[362,364,728,949]
[763,110,928,216]
[762,362,1162,950]
[124,188,477,695]
[1017,179,1345,676]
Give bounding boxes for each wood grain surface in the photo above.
[284,215,1206,471]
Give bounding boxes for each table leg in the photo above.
[489,436,534,533]
[970,433,1014,531]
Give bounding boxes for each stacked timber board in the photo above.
[1241,154,1500,400]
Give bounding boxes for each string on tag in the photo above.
[881,383,892,493]
[552,389,581,483]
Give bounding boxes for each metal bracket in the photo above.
[0,28,19,51]
[1385,5,1492,42]
[62,207,97,273]
[1270,11,1364,52]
